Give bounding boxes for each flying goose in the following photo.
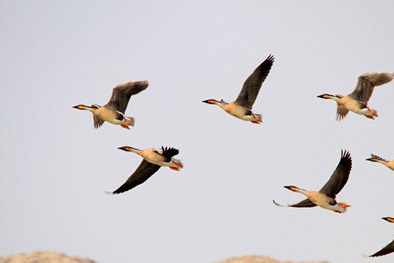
[111,146,183,194]
[318,72,393,121]
[273,150,352,213]
[203,54,274,123]
[73,80,148,129]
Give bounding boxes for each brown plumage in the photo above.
[318,72,393,121]
[73,80,148,129]
[203,54,274,123]
[273,150,352,213]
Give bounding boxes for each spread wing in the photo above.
[350,72,393,103]
[319,150,352,198]
[106,80,148,113]
[370,239,394,257]
[235,55,274,109]
[336,104,349,121]
[161,147,179,162]
[273,199,317,208]
[112,160,160,194]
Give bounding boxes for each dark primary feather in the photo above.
[112,160,161,194]
[235,54,274,109]
[287,198,317,208]
[370,239,394,257]
[161,147,179,162]
[319,150,352,198]
[106,80,148,113]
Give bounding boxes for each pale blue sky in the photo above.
[1,1,394,263]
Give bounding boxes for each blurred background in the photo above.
[1,1,393,263]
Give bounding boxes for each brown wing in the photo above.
[370,239,394,257]
[319,150,352,198]
[106,80,148,113]
[93,115,104,128]
[112,160,160,194]
[336,104,349,121]
[273,199,316,208]
[235,55,274,109]
[350,72,393,103]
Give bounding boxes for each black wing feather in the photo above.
[288,199,317,208]
[161,147,179,162]
[370,239,394,257]
[112,160,160,194]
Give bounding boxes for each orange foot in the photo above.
[367,107,378,117]
[365,115,375,120]
[121,124,130,130]
[253,116,262,123]
[172,161,183,168]
[338,202,351,208]
[124,119,134,126]
[169,166,179,171]
[334,210,342,213]
[251,120,260,124]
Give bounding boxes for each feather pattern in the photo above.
[235,54,274,109]
[106,80,148,113]
[93,115,105,128]
[336,104,349,121]
[112,160,161,194]
[350,72,394,103]
[161,147,180,162]
[319,150,352,198]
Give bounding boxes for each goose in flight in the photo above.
[203,54,274,124]
[73,80,148,129]
[369,217,394,257]
[366,154,394,171]
[111,146,183,194]
[273,150,352,213]
[317,72,393,121]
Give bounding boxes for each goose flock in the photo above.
[73,55,393,258]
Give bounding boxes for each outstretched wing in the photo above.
[319,150,352,198]
[350,72,393,103]
[235,55,274,109]
[112,160,160,194]
[161,147,179,162]
[273,199,316,208]
[370,239,394,257]
[106,80,149,113]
